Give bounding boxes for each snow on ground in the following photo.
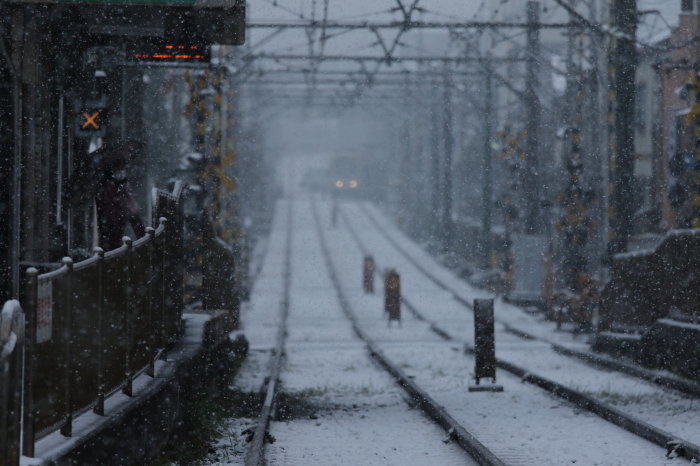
[315,198,692,464]
[207,200,293,466]
[227,195,699,465]
[234,197,478,466]
[341,200,700,445]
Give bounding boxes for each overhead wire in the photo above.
[258,0,306,20]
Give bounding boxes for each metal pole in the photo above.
[11,67,22,299]
[611,0,637,253]
[480,67,493,269]
[122,237,133,397]
[430,86,441,237]
[146,227,155,378]
[692,83,700,228]
[121,66,126,141]
[22,268,38,457]
[604,0,617,262]
[524,1,541,234]
[442,64,454,252]
[563,28,587,291]
[66,123,73,256]
[56,96,64,224]
[93,247,105,416]
[159,218,167,354]
[59,257,74,438]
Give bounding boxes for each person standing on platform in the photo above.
[64,141,146,252]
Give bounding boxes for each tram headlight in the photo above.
[349,180,358,188]
[335,180,344,188]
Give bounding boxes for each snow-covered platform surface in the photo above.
[230,196,697,466]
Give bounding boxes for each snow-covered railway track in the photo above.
[354,201,700,399]
[330,200,694,464]
[244,197,479,466]
[244,199,293,466]
[310,197,506,466]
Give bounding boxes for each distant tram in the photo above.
[326,155,386,201]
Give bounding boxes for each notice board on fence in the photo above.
[37,281,52,343]
[474,299,496,382]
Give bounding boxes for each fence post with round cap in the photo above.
[60,257,74,437]
[122,237,134,397]
[93,247,105,416]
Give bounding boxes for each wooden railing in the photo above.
[0,301,24,466]
[19,182,184,458]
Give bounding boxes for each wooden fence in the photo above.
[600,229,700,331]
[20,182,184,457]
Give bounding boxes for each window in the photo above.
[682,0,694,12]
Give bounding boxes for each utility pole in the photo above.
[558,28,592,292]
[524,1,541,234]
[609,0,637,255]
[442,64,454,252]
[605,0,617,262]
[430,78,441,239]
[587,0,604,275]
[692,77,700,228]
[480,67,493,269]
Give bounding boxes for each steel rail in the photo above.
[244,198,293,466]
[311,197,507,466]
[347,202,700,462]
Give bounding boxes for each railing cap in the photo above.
[122,236,133,249]
[26,267,38,277]
[62,257,73,268]
[1,299,21,320]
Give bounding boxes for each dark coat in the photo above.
[64,141,146,251]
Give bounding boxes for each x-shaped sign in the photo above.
[81,112,100,130]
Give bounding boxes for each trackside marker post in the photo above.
[470,299,503,392]
[363,256,374,293]
[384,269,401,325]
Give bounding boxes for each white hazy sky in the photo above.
[247,0,682,52]
[246,1,554,59]
[248,1,684,161]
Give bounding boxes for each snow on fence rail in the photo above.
[0,301,24,466]
[11,182,185,461]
